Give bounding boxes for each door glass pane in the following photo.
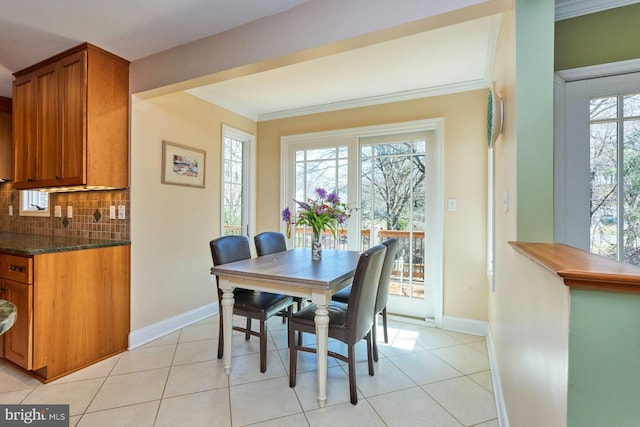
[293,146,349,249]
[360,138,426,303]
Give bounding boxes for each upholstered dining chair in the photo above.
[254,231,307,312]
[210,235,294,373]
[331,237,399,362]
[288,244,387,405]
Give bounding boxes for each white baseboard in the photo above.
[128,303,218,349]
[486,327,509,427]
[441,315,488,336]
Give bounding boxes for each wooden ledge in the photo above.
[509,242,640,294]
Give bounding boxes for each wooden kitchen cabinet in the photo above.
[0,255,34,370]
[0,96,12,180]
[0,245,130,382]
[1,279,33,370]
[12,43,129,190]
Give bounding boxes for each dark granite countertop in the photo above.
[0,233,130,256]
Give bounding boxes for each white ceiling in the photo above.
[188,16,499,120]
[0,1,631,120]
[0,0,312,98]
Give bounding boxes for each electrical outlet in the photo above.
[67,206,73,218]
[118,205,125,220]
[54,206,62,217]
[109,205,116,219]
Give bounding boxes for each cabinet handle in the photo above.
[1,287,7,292]
[56,176,61,180]
[8,265,24,273]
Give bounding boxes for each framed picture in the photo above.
[161,140,206,188]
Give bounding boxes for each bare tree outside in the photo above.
[589,92,640,265]
[361,142,426,231]
[223,137,244,235]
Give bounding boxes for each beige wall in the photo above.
[130,91,256,331]
[490,8,569,426]
[257,91,489,321]
[125,0,513,339]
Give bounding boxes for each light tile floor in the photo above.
[0,315,498,426]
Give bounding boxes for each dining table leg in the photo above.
[313,295,331,408]
[219,279,235,375]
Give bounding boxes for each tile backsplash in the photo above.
[0,182,130,240]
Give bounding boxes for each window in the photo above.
[557,68,640,266]
[589,92,640,264]
[19,190,49,216]
[221,125,254,236]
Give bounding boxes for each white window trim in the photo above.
[221,124,255,238]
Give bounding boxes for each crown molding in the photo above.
[556,58,640,81]
[257,79,488,122]
[555,0,639,21]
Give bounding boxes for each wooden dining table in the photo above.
[210,248,361,408]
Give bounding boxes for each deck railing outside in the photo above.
[222,226,425,298]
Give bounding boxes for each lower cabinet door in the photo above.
[1,279,33,369]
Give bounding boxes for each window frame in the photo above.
[555,60,640,256]
[220,124,255,238]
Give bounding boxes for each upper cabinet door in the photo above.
[12,75,37,186]
[59,50,87,186]
[35,62,61,186]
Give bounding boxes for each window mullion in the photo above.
[618,93,625,262]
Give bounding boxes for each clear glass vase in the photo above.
[311,230,322,260]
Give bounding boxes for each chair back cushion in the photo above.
[210,235,252,265]
[254,232,287,256]
[346,244,387,343]
[375,238,400,313]
[210,235,253,303]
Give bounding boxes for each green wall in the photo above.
[554,4,640,426]
[568,289,640,427]
[516,0,555,242]
[555,3,640,71]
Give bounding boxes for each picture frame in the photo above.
[161,140,206,188]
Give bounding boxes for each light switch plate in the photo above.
[8,206,12,216]
[447,198,457,212]
[67,206,73,218]
[109,206,116,219]
[54,206,62,217]
[118,205,125,220]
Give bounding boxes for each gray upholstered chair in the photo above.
[210,235,294,373]
[332,237,399,361]
[288,244,387,405]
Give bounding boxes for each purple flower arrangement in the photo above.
[282,188,351,237]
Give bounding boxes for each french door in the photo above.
[281,120,443,321]
[360,133,433,318]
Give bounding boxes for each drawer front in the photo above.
[0,255,33,284]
